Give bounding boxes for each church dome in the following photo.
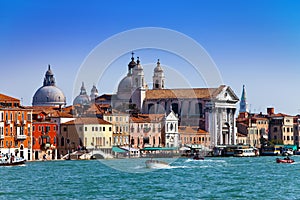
[90,84,99,100]
[33,86,66,106]
[128,52,136,72]
[118,75,132,92]
[154,59,163,72]
[73,82,90,105]
[32,65,66,107]
[135,57,143,70]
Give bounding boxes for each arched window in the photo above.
[155,80,159,89]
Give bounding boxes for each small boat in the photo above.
[276,157,294,164]
[0,154,26,166]
[193,154,204,160]
[145,159,170,168]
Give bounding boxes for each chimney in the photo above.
[267,107,274,115]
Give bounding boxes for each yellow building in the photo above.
[103,110,130,146]
[59,117,112,157]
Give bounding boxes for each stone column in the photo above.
[218,108,223,145]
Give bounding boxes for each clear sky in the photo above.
[1,0,300,115]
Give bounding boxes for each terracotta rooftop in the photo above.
[145,86,225,100]
[0,93,20,102]
[130,114,165,123]
[62,117,111,125]
[270,113,293,118]
[178,126,208,135]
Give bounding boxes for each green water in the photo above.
[1,156,300,199]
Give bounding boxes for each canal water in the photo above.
[1,156,300,199]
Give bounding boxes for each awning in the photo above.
[141,147,178,151]
[112,146,127,153]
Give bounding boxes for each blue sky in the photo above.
[1,0,300,115]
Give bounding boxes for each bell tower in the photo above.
[152,59,165,89]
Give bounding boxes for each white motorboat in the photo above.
[145,159,170,169]
[0,154,26,166]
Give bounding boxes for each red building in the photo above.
[32,111,58,160]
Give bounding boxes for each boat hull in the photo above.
[0,160,25,166]
[145,160,169,168]
[276,158,294,164]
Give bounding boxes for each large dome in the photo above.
[117,75,132,100]
[118,75,132,92]
[32,65,66,107]
[32,86,66,106]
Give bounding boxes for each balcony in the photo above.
[0,134,4,139]
[5,120,11,124]
[17,134,27,140]
[15,120,20,125]
[22,120,26,125]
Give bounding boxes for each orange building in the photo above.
[0,94,32,160]
[32,121,58,160]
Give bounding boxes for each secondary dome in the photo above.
[73,82,90,105]
[154,59,163,72]
[32,65,66,107]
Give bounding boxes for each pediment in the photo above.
[215,86,239,102]
[166,110,178,121]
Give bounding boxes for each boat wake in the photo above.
[185,158,226,163]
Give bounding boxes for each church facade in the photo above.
[97,53,239,147]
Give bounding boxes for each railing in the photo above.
[22,120,26,125]
[15,120,20,125]
[0,134,4,139]
[5,120,11,124]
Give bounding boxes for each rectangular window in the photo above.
[79,127,83,131]
[63,127,67,132]
[95,127,98,131]
[103,127,105,131]
[109,127,112,132]
[85,127,87,131]
[92,127,94,131]
[27,113,32,121]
